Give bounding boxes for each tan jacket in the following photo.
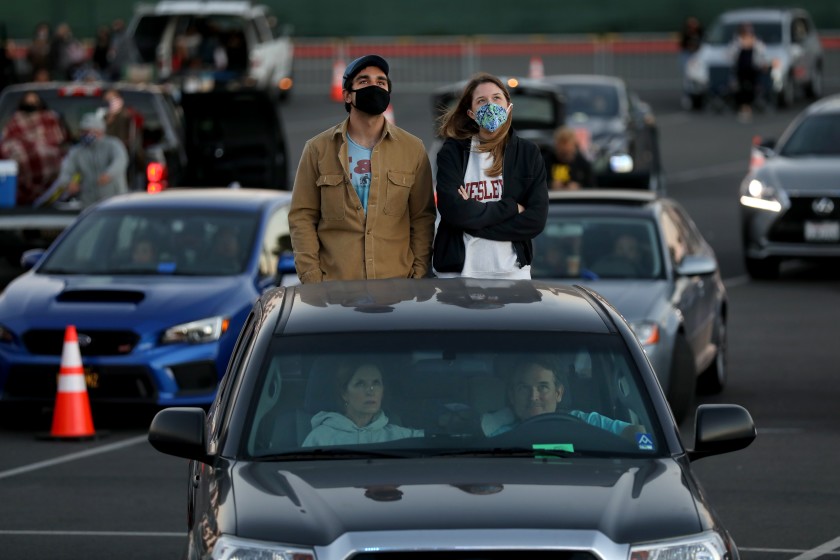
[289,118,436,283]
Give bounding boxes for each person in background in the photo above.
[92,25,111,75]
[103,88,144,187]
[433,72,548,279]
[0,23,17,91]
[729,22,768,122]
[53,112,128,208]
[26,22,51,80]
[289,54,436,283]
[0,92,68,205]
[543,126,594,190]
[678,16,704,71]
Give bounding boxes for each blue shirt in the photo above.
[347,134,372,214]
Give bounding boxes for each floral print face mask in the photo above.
[473,102,509,132]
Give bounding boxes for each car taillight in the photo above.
[146,162,168,193]
[57,85,102,97]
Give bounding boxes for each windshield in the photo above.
[532,215,664,280]
[779,114,840,157]
[244,332,662,460]
[707,21,783,45]
[562,84,620,119]
[38,208,257,275]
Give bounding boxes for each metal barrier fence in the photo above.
[292,33,840,95]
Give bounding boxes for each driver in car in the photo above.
[481,357,645,440]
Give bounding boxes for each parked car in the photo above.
[148,277,755,560]
[0,188,296,409]
[113,0,295,99]
[0,81,188,192]
[739,93,840,279]
[683,8,823,110]
[530,189,727,423]
[179,88,289,189]
[429,76,565,179]
[544,74,663,191]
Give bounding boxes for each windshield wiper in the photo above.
[253,448,418,461]
[435,446,577,458]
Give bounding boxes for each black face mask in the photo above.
[20,104,40,113]
[350,85,390,116]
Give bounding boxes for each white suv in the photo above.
[114,0,294,98]
[683,8,823,110]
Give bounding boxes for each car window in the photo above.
[38,208,258,276]
[660,205,704,266]
[778,114,840,157]
[563,84,619,119]
[133,15,172,63]
[532,215,664,280]
[708,21,784,45]
[244,332,662,459]
[259,206,292,278]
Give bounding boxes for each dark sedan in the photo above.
[544,74,663,192]
[150,277,755,559]
[740,93,840,278]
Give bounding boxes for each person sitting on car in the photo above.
[302,362,423,447]
[481,356,645,441]
[543,126,594,191]
[130,236,157,266]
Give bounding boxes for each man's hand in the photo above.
[97,173,111,186]
[66,177,80,196]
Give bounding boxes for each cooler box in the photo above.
[0,160,18,208]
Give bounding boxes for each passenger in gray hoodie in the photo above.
[302,362,423,447]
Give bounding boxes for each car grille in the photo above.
[22,329,140,356]
[4,365,157,402]
[768,195,840,243]
[352,554,596,560]
[171,361,219,393]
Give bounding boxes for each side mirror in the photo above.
[676,254,717,276]
[688,404,756,461]
[20,249,46,271]
[148,407,211,463]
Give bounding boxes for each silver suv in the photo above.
[683,8,823,110]
[113,1,294,99]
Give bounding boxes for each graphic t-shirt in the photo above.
[347,134,372,213]
[460,137,530,279]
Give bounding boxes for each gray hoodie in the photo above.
[302,411,423,447]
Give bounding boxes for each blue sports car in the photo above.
[0,188,294,408]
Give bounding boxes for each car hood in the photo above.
[756,157,840,191]
[572,280,669,321]
[227,457,705,546]
[0,272,251,327]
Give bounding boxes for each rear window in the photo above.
[779,113,840,157]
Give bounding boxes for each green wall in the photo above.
[2,0,840,40]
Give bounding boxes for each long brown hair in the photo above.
[437,73,512,177]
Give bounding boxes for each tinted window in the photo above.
[562,84,620,119]
[532,215,664,280]
[707,21,783,45]
[244,332,662,459]
[39,208,258,276]
[779,114,840,157]
[259,206,291,278]
[134,15,172,62]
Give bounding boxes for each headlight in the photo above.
[629,530,727,559]
[739,179,784,213]
[161,316,230,345]
[630,321,659,346]
[609,154,634,173]
[212,535,315,560]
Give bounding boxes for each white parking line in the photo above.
[723,275,750,289]
[0,435,147,480]
[0,530,183,537]
[667,160,747,183]
[789,536,840,560]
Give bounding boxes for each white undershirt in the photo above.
[460,137,530,279]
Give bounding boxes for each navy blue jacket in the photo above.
[433,131,548,273]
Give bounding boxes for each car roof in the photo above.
[0,81,172,96]
[717,8,797,23]
[278,279,616,336]
[801,93,840,116]
[137,0,265,17]
[94,188,291,212]
[546,189,660,216]
[543,74,625,89]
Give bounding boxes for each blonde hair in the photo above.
[437,72,512,177]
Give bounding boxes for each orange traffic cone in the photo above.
[529,56,545,79]
[383,103,395,124]
[45,325,96,440]
[331,59,345,102]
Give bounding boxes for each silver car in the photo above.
[683,7,823,110]
[532,190,728,424]
[739,93,840,279]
